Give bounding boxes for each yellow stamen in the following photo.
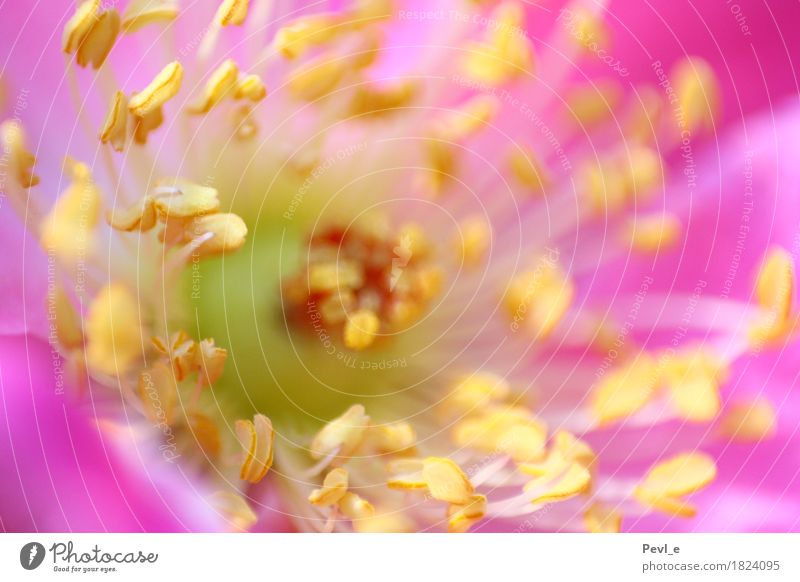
[386,458,428,490]
[368,422,416,454]
[756,247,794,323]
[508,144,548,194]
[132,106,164,144]
[288,56,347,101]
[128,61,184,117]
[209,491,257,530]
[308,468,349,506]
[138,361,177,424]
[352,510,415,533]
[567,80,622,127]
[436,95,499,141]
[151,330,196,382]
[75,8,120,69]
[463,1,534,85]
[273,14,346,60]
[41,160,101,262]
[107,196,157,232]
[444,372,511,416]
[672,57,719,134]
[344,309,381,351]
[308,261,364,293]
[85,284,144,376]
[63,1,99,56]
[584,502,622,533]
[337,492,375,520]
[0,120,39,188]
[187,411,222,458]
[662,350,725,422]
[99,90,128,152]
[422,457,474,504]
[627,213,681,253]
[504,257,574,339]
[236,413,274,483]
[349,81,417,116]
[453,407,547,463]
[188,59,239,114]
[525,459,592,505]
[53,284,83,349]
[121,0,179,34]
[235,74,267,102]
[182,213,248,256]
[216,0,249,26]
[194,338,227,386]
[310,404,370,460]
[634,452,716,517]
[719,398,777,443]
[591,354,659,424]
[447,494,487,533]
[458,215,491,266]
[154,180,220,219]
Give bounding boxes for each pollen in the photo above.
[662,349,726,422]
[274,14,347,60]
[457,216,491,266]
[128,61,184,117]
[236,413,275,483]
[591,354,659,424]
[627,213,681,253]
[85,284,144,377]
[462,1,534,85]
[508,144,548,194]
[99,91,128,152]
[523,456,592,505]
[121,0,179,34]
[41,159,101,262]
[63,1,121,69]
[584,502,622,533]
[308,468,349,506]
[216,0,249,27]
[504,255,574,339]
[310,404,370,461]
[749,247,797,344]
[422,457,475,504]
[634,452,716,518]
[344,309,381,351]
[283,223,442,350]
[188,59,239,114]
[671,57,720,134]
[182,213,248,256]
[447,494,487,533]
[0,121,39,188]
[719,398,777,443]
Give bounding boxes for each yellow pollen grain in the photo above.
[445,372,511,415]
[672,56,720,134]
[189,59,239,114]
[369,422,416,454]
[462,1,534,85]
[41,160,101,262]
[584,502,622,533]
[337,492,375,521]
[634,452,716,517]
[216,0,249,26]
[235,74,267,102]
[154,180,220,219]
[627,213,681,253]
[273,14,346,60]
[62,0,99,55]
[591,354,659,425]
[76,8,120,69]
[53,283,83,349]
[194,338,227,386]
[236,413,274,483]
[447,494,487,533]
[504,259,574,339]
[344,309,380,351]
[152,331,196,382]
[128,61,184,117]
[0,120,39,188]
[131,106,164,144]
[756,247,794,323]
[454,407,547,463]
[508,144,548,194]
[310,404,370,460]
[107,196,157,232]
[99,90,128,152]
[138,361,177,425]
[567,80,622,127]
[663,350,724,422]
[308,468,349,506]
[209,491,257,530]
[122,0,179,34]
[458,216,491,266]
[526,461,592,505]
[349,81,417,116]
[422,457,474,505]
[288,55,347,101]
[719,398,777,443]
[182,213,248,256]
[85,284,144,377]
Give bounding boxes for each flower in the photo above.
[1,0,800,533]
